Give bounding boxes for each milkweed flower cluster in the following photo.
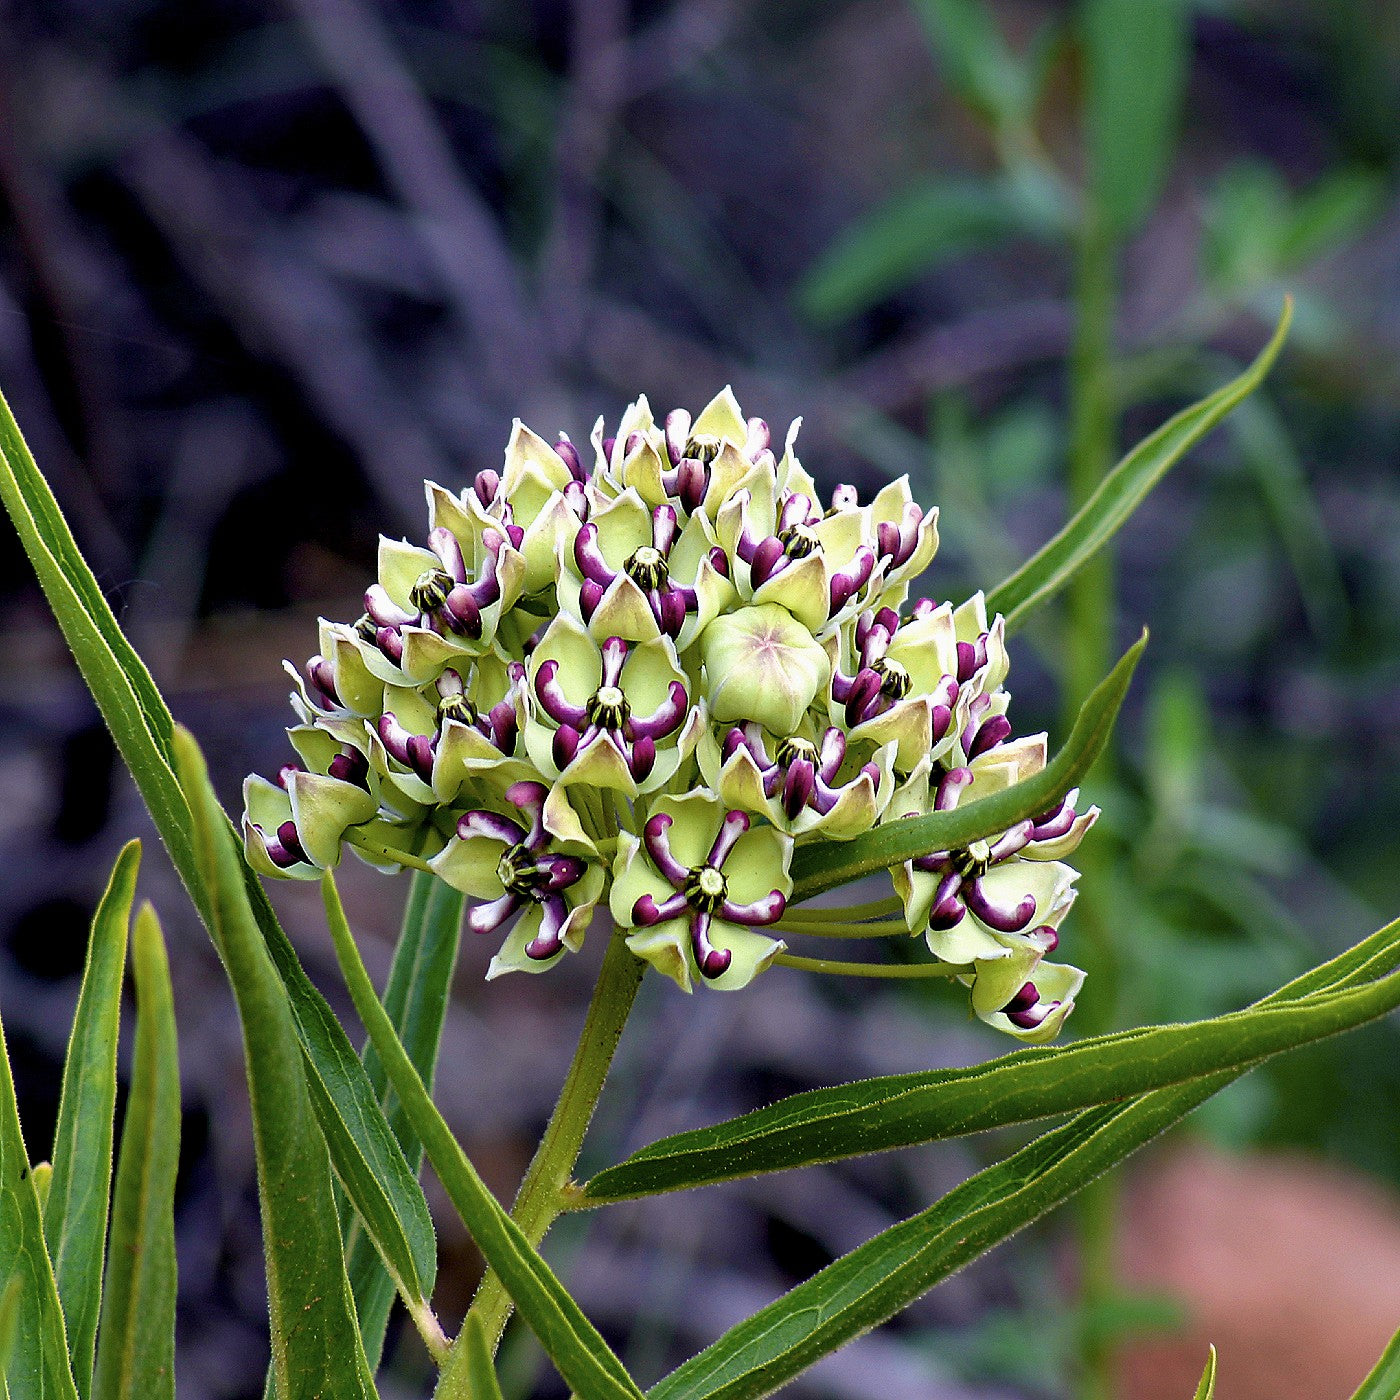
[243,389,1097,1041]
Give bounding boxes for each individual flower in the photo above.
[242,732,379,879]
[371,655,531,806]
[610,795,791,991]
[357,518,526,684]
[429,781,603,977]
[698,721,896,838]
[699,603,832,736]
[714,445,886,636]
[523,615,701,793]
[559,487,733,646]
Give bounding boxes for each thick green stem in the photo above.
[1065,209,1121,1400]
[1064,212,1118,729]
[462,930,644,1354]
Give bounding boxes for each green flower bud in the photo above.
[699,604,831,735]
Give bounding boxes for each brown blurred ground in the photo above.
[1119,1141,1400,1400]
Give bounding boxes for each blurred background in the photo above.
[0,0,1399,1396]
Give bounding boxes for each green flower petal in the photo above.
[428,834,509,899]
[286,771,378,868]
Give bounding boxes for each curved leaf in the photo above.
[320,874,645,1400]
[799,180,1047,324]
[582,949,1400,1201]
[0,1013,79,1400]
[45,842,141,1399]
[1350,1325,1400,1400]
[174,729,379,1400]
[92,905,180,1400]
[644,912,1400,1400]
[986,301,1292,633]
[789,631,1144,901]
[1193,1345,1217,1400]
[0,388,435,1345]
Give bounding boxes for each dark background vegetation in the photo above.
[0,1,1398,1397]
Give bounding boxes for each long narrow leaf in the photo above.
[986,301,1292,632]
[92,906,180,1400]
[0,388,436,1340]
[320,874,646,1400]
[1192,1346,1217,1400]
[644,914,1400,1400]
[347,872,464,1368]
[174,729,379,1400]
[789,631,1143,900]
[1349,1326,1400,1400]
[583,937,1400,1201]
[45,842,141,1399]
[0,1013,79,1400]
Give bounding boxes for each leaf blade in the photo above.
[44,842,141,1399]
[1193,1345,1218,1400]
[0,1016,80,1400]
[173,729,379,1400]
[986,301,1293,632]
[583,932,1400,1199]
[91,905,180,1400]
[1082,0,1188,236]
[1350,1326,1400,1400]
[0,386,436,1346]
[789,631,1143,900]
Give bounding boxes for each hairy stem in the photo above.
[774,918,910,940]
[774,953,967,979]
[781,896,903,922]
[461,928,644,1354]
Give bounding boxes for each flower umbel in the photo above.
[242,387,1096,1039]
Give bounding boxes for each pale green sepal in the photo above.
[287,770,379,869]
[690,385,748,445]
[92,903,180,1400]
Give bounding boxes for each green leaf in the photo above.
[798,180,1057,324]
[320,874,645,1400]
[1082,0,1188,236]
[0,385,436,1346]
[986,299,1293,632]
[1350,1325,1400,1400]
[908,0,1033,128]
[92,905,180,1400]
[642,917,1400,1400]
[44,842,141,1400]
[789,632,1144,901]
[173,728,379,1400]
[0,1277,24,1375]
[0,1018,80,1400]
[583,923,1400,1201]
[346,872,464,1368]
[1193,1345,1217,1400]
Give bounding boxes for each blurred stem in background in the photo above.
[1065,200,1121,1400]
